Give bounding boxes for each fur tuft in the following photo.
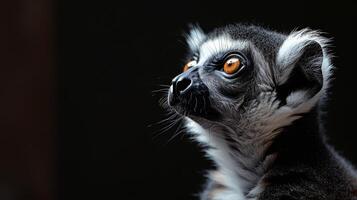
[186,25,207,52]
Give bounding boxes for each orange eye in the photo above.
[183,60,197,72]
[223,57,241,74]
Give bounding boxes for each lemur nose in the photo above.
[172,76,192,95]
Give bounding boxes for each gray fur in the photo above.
[166,24,357,200]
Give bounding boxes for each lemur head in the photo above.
[167,24,332,143]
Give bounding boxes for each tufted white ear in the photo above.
[275,29,333,106]
[185,25,206,52]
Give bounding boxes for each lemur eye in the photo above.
[183,60,197,72]
[223,57,241,74]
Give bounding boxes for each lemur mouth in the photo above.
[167,85,219,120]
[167,67,220,120]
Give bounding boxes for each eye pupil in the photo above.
[223,57,241,74]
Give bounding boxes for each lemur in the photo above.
[164,24,357,200]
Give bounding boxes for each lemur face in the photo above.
[168,35,258,121]
[167,24,330,134]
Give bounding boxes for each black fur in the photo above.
[261,107,356,200]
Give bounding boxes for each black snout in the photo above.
[167,69,218,119]
[172,76,192,95]
[168,71,194,106]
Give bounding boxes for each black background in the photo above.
[57,1,357,200]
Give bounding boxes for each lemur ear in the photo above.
[185,24,206,52]
[275,30,328,106]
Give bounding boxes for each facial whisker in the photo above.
[148,113,178,127]
[166,122,185,144]
[151,88,169,93]
[157,84,170,88]
[152,114,183,139]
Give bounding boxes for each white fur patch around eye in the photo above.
[197,36,248,66]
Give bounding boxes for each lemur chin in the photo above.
[164,24,357,200]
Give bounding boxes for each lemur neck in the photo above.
[209,106,325,196]
[266,106,327,167]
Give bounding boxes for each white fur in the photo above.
[187,31,248,67]
[275,29,333,116]
[246,182,265,200]
[186,118,246,199]
[198,36,248,67]
[211,190,244,200]
[186,27,207,52]
[276,29,333,90]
